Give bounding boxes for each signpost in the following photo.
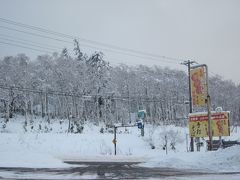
[138,110,146,136]
[182,61,215,151]
[189,111,230,138]
[113,126,117,155]
[112,120,144,155]
[112,110,146,155]
[190,64,214,150]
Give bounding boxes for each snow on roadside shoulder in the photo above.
[141,145,240,172]
[0,149,69,168]
[0,133,71,168]
[0,129,148,168]
[208,145,240,172]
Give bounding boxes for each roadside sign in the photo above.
[189,111,230,137]
[190,67,207,107]
[130,113,137,122]
[138,110,145,119]
[137,122,143,129]
[112,139,117,144]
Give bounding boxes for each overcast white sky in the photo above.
[0,0,239,84]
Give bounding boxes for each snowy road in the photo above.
[1,162,240,179]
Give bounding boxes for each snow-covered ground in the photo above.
[0,116,240,175]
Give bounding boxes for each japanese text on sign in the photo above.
[189,112,230,137]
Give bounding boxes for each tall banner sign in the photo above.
[189,112,230,137]
[190,67,207,107]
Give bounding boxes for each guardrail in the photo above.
[207,140,240,151]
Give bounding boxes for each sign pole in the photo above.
[207,95,212,150]
[114,126,117,155]
[187,61,194,152]
[205,64,213,151]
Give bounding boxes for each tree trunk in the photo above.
[45,92,49,123]
[5,100,9,122]
[41,92,44,118]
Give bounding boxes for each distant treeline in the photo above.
[0,41,239,127]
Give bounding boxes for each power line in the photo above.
[0,25,178,64]
[0,33,64,50]
[0,41,53,54]
[0,17,184,63]
[0,17,77,40]
[0,37,60,52]
[183,60,218,78]
[0,84,179,103]
[209,71,219,77]
[0,17,181,61]
[0,25,73,44]
[0,84,83,98]
[0,29,221,77]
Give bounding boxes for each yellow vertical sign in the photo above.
[190,67,207,106]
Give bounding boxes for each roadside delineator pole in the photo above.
[113,126,117,155]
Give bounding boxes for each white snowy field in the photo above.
[0,116,240,173]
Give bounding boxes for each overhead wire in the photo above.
[0,17,181,61]
[0,17,228,84]
[0,41,53,54]
[0,37,60,52]
[0,33,64,50]
[0,84,171,102]
[0,25,72,44]
[0,17,184,63]
[0,19,221,77]
[0,25,178,64]
[191,60,219,78]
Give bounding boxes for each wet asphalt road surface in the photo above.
[0,161,240,179]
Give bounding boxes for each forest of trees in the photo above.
[0,41,240,130]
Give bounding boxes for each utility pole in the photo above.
[181,60,196,152]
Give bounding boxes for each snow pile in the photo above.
[142,143,240,172]
[206,146,240,172]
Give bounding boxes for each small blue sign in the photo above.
[137,122,143,129]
